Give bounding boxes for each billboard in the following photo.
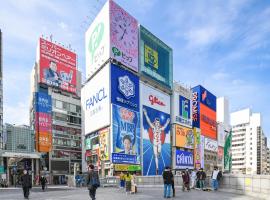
[175,149,194,169]
[38,132,52,152]
[112,153,137,164]
[112,104,140,164]
[218,147,224,165]
[35,92,52,113]
[39,38,77,93]
[82,64,110,134]
[110,1,138,72]
[35,112,52,132]
[99,128,109,161]
[204,137,218,152]
[194,128,201,169]
[175,125,194,149]
[140,26,173,88]
[85,1,110,78]
[200,103,217,139]
[218,123,225,147]
[111,64,139,111]
[192,85,216,111]
[192,88,200,128]
[224,131,232,172]
[200,135,205,169]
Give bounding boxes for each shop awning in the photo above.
[0,151,41,159]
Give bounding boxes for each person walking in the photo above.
[162,166,173,198]
[190,169,197,189]
[21,170,32,199]
[182,170,190,191]
[40,175,47,191]
[196,168,206,190]
[131,172,137,194]
[86,164,100,200]
[211,166,222,191]
[119,172,125,188]
[125,172,132,195]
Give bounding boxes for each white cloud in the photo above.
[58,21,68,30]
[4,102,29,125]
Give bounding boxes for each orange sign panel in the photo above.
[200,103,217,139]
[175,125,194,148]
[38,132,52,152]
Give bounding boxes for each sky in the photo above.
[0,0,270,141]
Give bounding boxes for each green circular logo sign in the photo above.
[89,22,104,63]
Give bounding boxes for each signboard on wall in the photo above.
[192,88,200,128]
[112,153,137,164]
[99,128,109,161]
[85,1,110,78]
[199,86,216,111]
[194,128,201,169]
[111,64,139,111]
[140,26,173,88]
[218,123,225,147]
[39,38,77,94]
[175,125,194,149]
[112,104,140,164]
[204,137,218,152]
[200,103,217,139]
[38,132,52,152]
[110,1,138,72]
[175,149,194,169]
[82,64,110,134]
[35,92,52,113]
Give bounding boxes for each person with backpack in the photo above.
[162,166,173,198]
[86,164,100,200]
[211,166,222,191]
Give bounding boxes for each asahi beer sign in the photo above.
[175,149,194,169]
[205,137,218,152]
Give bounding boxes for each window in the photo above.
[76,105,81,113]
[56,100,63,109]
[70,104,76,112]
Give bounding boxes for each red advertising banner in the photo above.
[200,103,217,139]
[39,38,77,93]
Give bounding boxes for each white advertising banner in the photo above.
[217,123,225,147]
[204,137,218,152]
[82,64,110,134]
[85,1,110,79]
[140,82,170,114]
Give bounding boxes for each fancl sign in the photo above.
[175,149,194,169]
[85,88,108,110]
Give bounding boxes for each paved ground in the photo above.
[0,186,263,200]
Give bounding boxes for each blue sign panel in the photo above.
[142,105,171,175]
[199,85,216,111]
[35,92,52,114]
[112,104,140,164]
[192,87,200,128]
[112,153,137,164]
[175,149,194,169]
[111,64,140,111]
[177,95,192,127]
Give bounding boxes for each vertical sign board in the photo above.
[199,85,216,111]
[194,128,201,169]
[217,123,225,147]
[39,38,77,94]
[140,26,173,89]
[82,64,110,135]
[175,125,194,149]
[192,87,200,128]
[85,1,110,79]
[224,131,232,172]
[111,104,140,164]
[175,149,194,169]
[99,128,109,161]
[35,92,52,152]
[200,135,205,169]
[110,1,138,72]
[140,82,171,175]
[111,64,139,111]
[200,103,217,140]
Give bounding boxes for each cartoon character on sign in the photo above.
[143,108,170,175]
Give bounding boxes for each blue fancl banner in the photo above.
[192,85,216,111]
[111,64,139,111]
[142,105,171,176]
[175,149,194,169]
[112,104,140,164]
[192,87,200,128]
[35,92,52,114]
[112,153,137,164]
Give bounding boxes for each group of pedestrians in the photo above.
[119,171,137,194]
[162,166,223,198]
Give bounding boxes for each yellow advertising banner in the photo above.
[175,125,194,148]
[99,128,109,161]
[144,44,159,69]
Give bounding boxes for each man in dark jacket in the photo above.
[86,164,100,200]
[182,169,190,191]
[162,166,173,198]
[40,176,47,191]
[196,168,206,190]
[21,170,32,199]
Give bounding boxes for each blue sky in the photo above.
[0,0,270,141]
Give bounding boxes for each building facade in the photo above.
[230,108,263,174]
[0,29,4,177]
[30,38,82,184]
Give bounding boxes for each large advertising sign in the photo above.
[112,104,140,164]
[200,135,205,169]
[35,112,52,132]
[82,64,110,134]
[99,128,109,161]
[38,132,52,152]
[224,131,232,172]
[199,86,216,111]
[35,92,52,113]
[110,1,138,72]
[175,149,194,169]
[178,96,192,126]
[204,137,218,152]
[111,64,139,111]
[85,1,110,78]
[194,128,201,169]
[112,153,137,164]
[200,103,217,139]
[175,125,194,149]
[218,123,225,147]
[141,82,171,175]
[218,147,224,165]
[140,26,173,88]
[192,88,200,128]
[39,38,77,93]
